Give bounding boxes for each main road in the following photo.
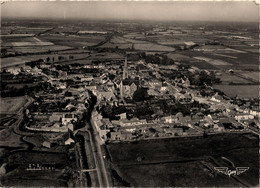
[82,92,111,187]
[77,95,111,187]
[85,119,111,187]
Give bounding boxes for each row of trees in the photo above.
[25,59,44,68]
[163,69,220,86]
[99,104,129,120]
[1,82,50,97]
[186,71,221,86]
[144,54,175,65]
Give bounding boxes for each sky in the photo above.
[1,1,259,22]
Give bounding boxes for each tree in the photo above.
[149,128,157,133]
[65,91,72,96]
[1,48,7,57]
[133,87,148,102]
[108,74,115,80]
[203,130,208,138]
[58,56,64,61]
[135,104,153,118]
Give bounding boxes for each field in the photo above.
[167,53,195,61]
[0,96,28,113]
[2,36,53,47]
[2,35,75,55]
[7,151,70,165]
[213,85,259,98]
[0,148,76,187]
[39,34,106,48]
[181,50,259,71]
[123,33,145,40]
[1,168,69,187]
[215,72,253,84]
[239,71,259,82]
[133,43,175,52]
[101,42,175,52]
[88,52,124,60]
[0,128,28,149]
[1,178,68,187]
[194,45,247,53]
[194,57,232,66]
[23,135,44,149]
[0,115,16,127]
[111,36,147,44]
[116,161,242,187]
[0,53,91,68]
[102,36,176,52]
[60,52,124,65]
[4,27,52,35]
[106,133,259,187]
[101,42,132,49]
[9,45,74,54]
[59,59,92,65]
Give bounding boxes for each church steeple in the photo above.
[123,56,128,79]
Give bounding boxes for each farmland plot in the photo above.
[167,53,194,61]
[107,133,259,187]
[40,35,106,48]
[213,85,259,98]
[133,43,175,52]
[194,57,232,66]
[194,45,247,53]
[0,53,90,68]
[216,72,253,84]
[2,36,54,47]
[239,71,260,82]
[10,45,74,54]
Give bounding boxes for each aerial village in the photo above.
[2,53,259,146]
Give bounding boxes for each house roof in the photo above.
[111,132,122,136]
[63,130,75,142]
[122,79,139,86]
[162,83,168,87]
[99,91,115,99]
[42,141,51,148]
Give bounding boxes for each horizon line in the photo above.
[1,16,258,23]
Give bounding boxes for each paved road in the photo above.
[86,121,111,187]
[76,125,110,187]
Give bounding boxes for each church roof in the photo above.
[122,79,139,86]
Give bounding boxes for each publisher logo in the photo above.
[214,167,249,177]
